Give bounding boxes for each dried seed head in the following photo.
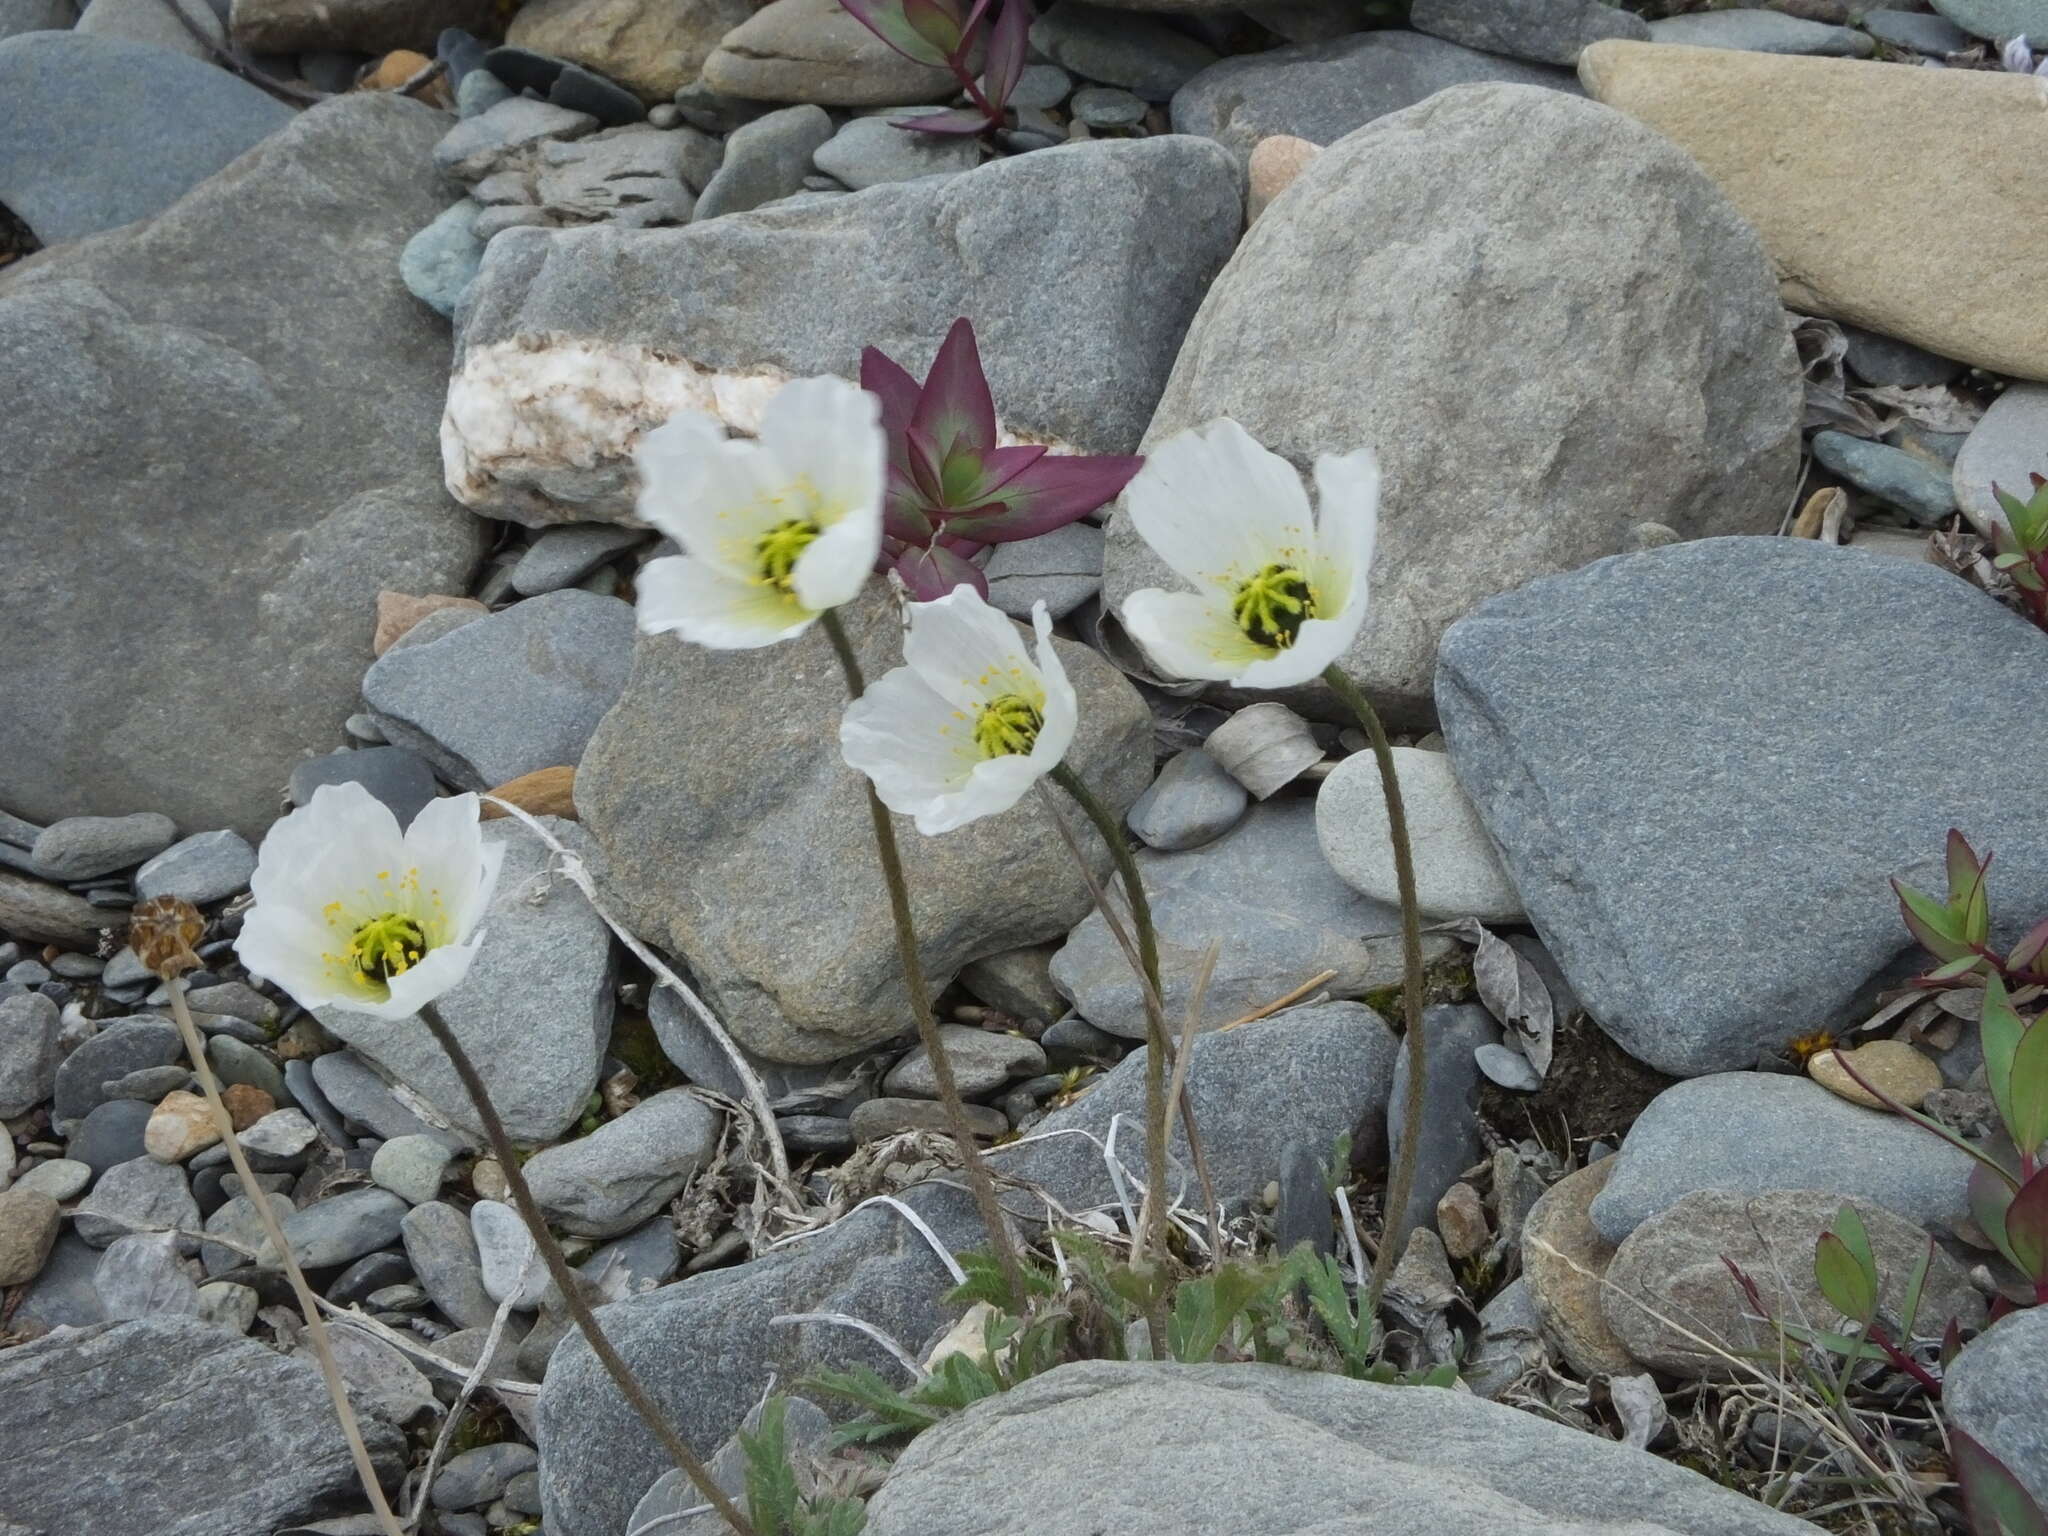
[129,895,204,979]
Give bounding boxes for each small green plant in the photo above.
[738,1397,870,1536]
[1954,1427,2048,1536]
[1989,474,2048,633]
[1891,831,2048,990]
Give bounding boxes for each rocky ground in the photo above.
[3,0,2048,1533]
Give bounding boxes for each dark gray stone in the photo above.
[1411,0,1647,64]
[0,869,117,946]
[882,1026,1046,1099]
[1648,8,1875,54]
[435,1442,539,1511]
[316,817,614,1143]
[1437,538,2048,1076]
[0,1315,405,1535]
[693,102,833,221]
[0,990,61,1117]
[362,590,636,791]
[1812,430,1955,525]
[1587,1073,1979,1244]
[0,95,484,840]
[1030,1,1217,100]
[1944,1308,2048,1511]
[0,31,292,244]
[511,522,649,595]
[28,811,175,879]
[777,1114,853,1156]
[812,110,980,190]
[992,1000,1398,1217]
[53,1015,180,1124]
[288,747,442,828]
[0,0,78,38]
[401,1199,499,1329]
[859,1360,1819,1536]
[1171,30,1578,166]
[535,1183,982,1536]
[1387,1004,1497,1243]
[1861,8,1971,53]
[584,1215,680,1296]
[448,136,1240,525]
[13,1229,107,1333]
[73,1155,198,1248]
[1071,85,1146,128]
[551,61,644,125]
[308,1049,447,1143]
[202,1191,294,1276]
[1840,321,1964,388]
[400,198,487,320]
[521,1088,722,1238]
[102,1063,190,1101]
[1126,747,1246,852]
[268,1187,409,1269]
[69,1098,156,1176]
[132,829,257,905]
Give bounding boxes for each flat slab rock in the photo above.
[0,1314,405,1535]
[1437,537,2048,1077]
[444,134,1240,526]
[860,1359,1817,1535]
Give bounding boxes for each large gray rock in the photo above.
[992,1000,1398,1217]
[444,135,1240,526]
[317,817,614,1144]
[0,95,484,839]
[1049,800,1453,1041]
[1587,1073,1979,1244]
[1601,1189,1984,1379]
[0,31,291,245]
[1436,538,2048,1076]
[0,1314,406,1535]
[1170,30,1578,166]
[362,592,636,789]
[578,586,1153,1063]
[1944,1308,2048,1511]
[536,1183,983,1536]
[860,1360,1819,1535]
[1107,85,1798,726]
[1411,0,1648,65]
[521,1088,721,1238]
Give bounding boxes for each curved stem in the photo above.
[416,1004,756,1536]
[163,978,406,1536]
[819,610,1030,1311]
[1321,664,1428,1316]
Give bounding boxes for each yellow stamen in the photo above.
[347,912,428,984]
[974,694,1043,758]
[755,518,820,592]
[1232,563,1317,650]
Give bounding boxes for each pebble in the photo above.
[196,1278,258,1333]
[881,1026,1047,1099]
[194,984,281,1029]
[1647,8,1874,54]
[471,1199,547,1308]
[1316,745,1522,922]
[1464,1275,1549,1399]
[74,1155,198,1249]
[1474,1042,1543,1092]
[200,1191,293,1276]
[1030,1,1219,100]
[1007,62,1073,109]
[133,828,258,907]
[370,1135,454,1205]
[434,95,599,182]
[374,591,489,656]
[345,712,389,744]
[286,746,441,828]
[671,79,771,133]
[550,61,645,126]
[1929,0,2048,42]
[104,1064,190,1103]
[850,1097,1008,1142]
[1387,1004,1497,1243]
[328,1248,415,1308]
[1071,86,1146,128]
[1246,133,1318,223]
[1807,1039,1943,1110]
[1435,1181,1490,1262]
[813,110,980,190]
[777,1114,855,1157]
[434,1443,539,1512]
[14,1158,91,1201]
[1860,7,1971,53]
[1952,381,2048,538]
[482,43,562,94]
[1839,322,1962,388]
[29,812,176,880]
[1811,430,1955,525]
[0,991,61,1118]
[400,198,487,320]
[265,1187,408,1270]
[236,1109,318,1172]
[49,951,104,980]
[144,1090,220,1163]
[698,0,955,106]
[0,1188,60,1284]
[1519,1159,1635,1378]
[1409,0,1647,64]
[511,523,649,596]
[308,1050,441,1143]
[7,959,49,985]
[94,1229,200,1319]
[982,521,1105,623]
[956,944,1065,1024]
[522,1089,721,1238]
[583,1216,680,1296]
[402,1200,499,1329]
[694,102,834,220]
[70,1099,157,1176]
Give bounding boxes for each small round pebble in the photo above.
[371,1134,455,1205]
[14,1157,92,1201]
[1071,86,1145,128]
[1808,1039,1943,1110]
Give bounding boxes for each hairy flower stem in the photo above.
[820,609,1031,1311]
[1047,762,1172,1285]
[161,978,407,1536]
[1321,663,1428,1316]
[416,1003,756,1536]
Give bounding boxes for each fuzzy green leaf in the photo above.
[741,1397,805,1533]
[1814,1225,1877,1323]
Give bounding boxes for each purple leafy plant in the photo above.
[838,0,1033,135]
[861,317,1143,599]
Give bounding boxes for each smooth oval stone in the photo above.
[1808,1039,1943,1110]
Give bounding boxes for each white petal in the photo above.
[1308,446,1379,630]
[756,375,886,534]
[901,587,1041,713]
[249,782,404,911]
[1122,419,1315,590]
[1231,615,1354,690]
[636,553,816,650]
[911,755,1046,835]
[790,503,881,612]
[234,903,356,1013]
[1121,587,1271,684]
[1022,603,1076,776]
[633,410,729,545]
[401,793,502,944]
[840,665,982,814]
[378,940,484,1020]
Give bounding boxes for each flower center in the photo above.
[974,693,1043,759]
[1232,563,1317,650]
[348,912,428,983]
[756,518,820,593]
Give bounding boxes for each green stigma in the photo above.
[974,694,1043,759]
[756,518,820,593]
[348,912,428,984]
[1232,563,1317,650]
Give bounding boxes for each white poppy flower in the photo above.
[634,374,887,650]
[234,782,504,1021]
[839,588,1078,836]
[1119,418,1379,690]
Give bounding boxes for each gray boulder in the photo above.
[535,1183,983,1536]
[317,817,614,1144]
[991,999,1398,1217]
[1587,1073,1979,1244]
[1107,85,1798,726]
[1437,538,2048,1076]
[445,135,1240,526]
[0,1315,406,1535]
[860,1359,1819,1535]
[1411,0,1649,65]
[521,1088,721,1238]
[0,31,291,244]
[1171,30,1578,166]
[1944,1308,2048,1511]
[1049,800,1452,1041]
[0,94,483,839]
[578,587,1153,1063]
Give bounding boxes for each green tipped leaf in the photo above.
[1984,975,2027,1142]
[2007,918,2048,979]
[1955,1427,2048,1536]
[1948,829,1985,902]
[2008,1011,2048,1159]
[2005,1164,2048,1283]
[1896,878,1975,962]
[838,0,955,66]
[1814,1225,1878,1322]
